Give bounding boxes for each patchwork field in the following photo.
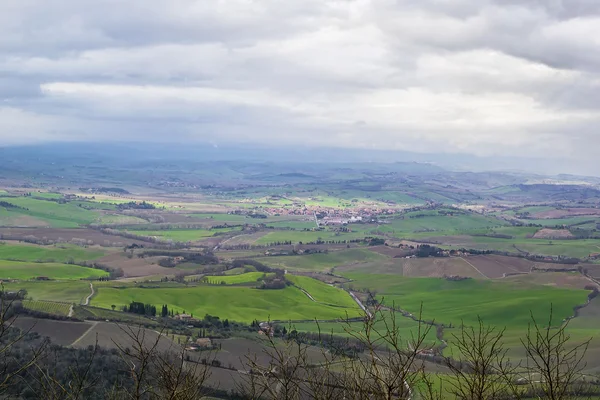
[255,230,371,245]
[256,248,387,272]
[0,227,145,246]
[530,207,600,219]
[333,254,539,279]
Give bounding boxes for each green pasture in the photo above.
[0,243,105,262]
[91,284,362,323]
[467,237,600,259]
[342,274,587,330]
[515,216,600,227]
[265,221,318,230]
[0,207,46,226]
[126,228,237,242]
[287,275,359,308]
[2,281,92,304]
[0,260,108,280]
[256,248,387,272]
[365,191,423,205]
[224,267,250,275]
[381,212,507,235]
[203,272,271,285]
[187,213,249,222]
[0,196,102,227]
[292,310,439,345]
[31,192,64,200]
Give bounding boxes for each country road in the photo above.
[348,291,372,318]
[84,282,94,306]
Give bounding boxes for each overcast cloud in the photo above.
[1,0,600,171]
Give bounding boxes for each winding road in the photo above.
[84,282,94,306]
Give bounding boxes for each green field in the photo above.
[265,221,318,229]
[203,272,272,285]
[91,283,362,322]
[256,248,387,272]
[0,196,103,227]
[380,212,507,235]
[22,300,71,316]
[2,281,92,304]
[255,230,376,245]
[187,213,250,223]
[0,243,105,262]
[126,228,237,242]
[342,274,587,330]
[292,311,439,345]
[287,275,359,308]
[0,260,108,280]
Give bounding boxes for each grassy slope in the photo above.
[0,197,102,227]
[0,243,105,262]
[91,284,362,322]
[2,281,92,304]
[0,260,108,280]
[292,312,439,345]
[342,274,587,329]
[203,272,272,284]
[287,275,358,308]
[381,213,507,235]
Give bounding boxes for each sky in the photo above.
[1,1,600,173]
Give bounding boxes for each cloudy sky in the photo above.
[1,0,600,172]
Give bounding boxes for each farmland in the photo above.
[254,229,371,245]
[22,300,71,316]
[0,260,108,280]
[256,248,387,272]
[0,195,104,227]
[91,280,362,322]
[3,280,92,304]
[341,273,588,335]
[286,275,359,308]
[126,227,239,242]
[4,156,600,386]
[202,272,272,285]
[0,242,105,262]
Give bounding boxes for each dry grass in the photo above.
[533,228,575,239]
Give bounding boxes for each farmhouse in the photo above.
[195,338,212,348]
[258,322,275,337]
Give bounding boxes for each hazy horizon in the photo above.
[2,1,600,174]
